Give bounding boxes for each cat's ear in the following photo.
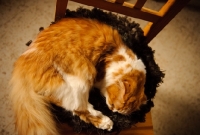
[122,79,134,94]
[123,80,130,91]
[117,80,126,101]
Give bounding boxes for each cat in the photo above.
[10,18,147,135]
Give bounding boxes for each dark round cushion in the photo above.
[51,8,164,135]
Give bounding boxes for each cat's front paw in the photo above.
[97,116,113,131]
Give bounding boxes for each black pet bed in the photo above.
[47,8,164,135]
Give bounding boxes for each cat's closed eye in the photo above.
[124,81,130,87]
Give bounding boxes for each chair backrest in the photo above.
[55,0,190,43]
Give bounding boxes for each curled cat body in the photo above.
[10,18,147,135]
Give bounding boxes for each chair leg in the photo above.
[55,0,69,21]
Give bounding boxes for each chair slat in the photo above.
[115,0,125,4]
[158,0,175,16]
[134,0,147,9]
[55,0,69,21]
[122,2,160,18]
[72,0,160,22]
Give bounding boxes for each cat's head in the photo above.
[105,69,147,115]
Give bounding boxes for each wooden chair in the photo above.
[54,0,190,134]
[55,0,190,43]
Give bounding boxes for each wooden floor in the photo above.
[60,112,154,135]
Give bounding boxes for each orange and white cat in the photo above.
[10,18,147,135]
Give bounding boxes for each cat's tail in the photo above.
[10,72,60,135]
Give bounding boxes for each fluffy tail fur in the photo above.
[10,71,59,135]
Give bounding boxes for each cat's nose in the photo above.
[119,110,126,114]
[117,110,130,115]
[112,108,118,112]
